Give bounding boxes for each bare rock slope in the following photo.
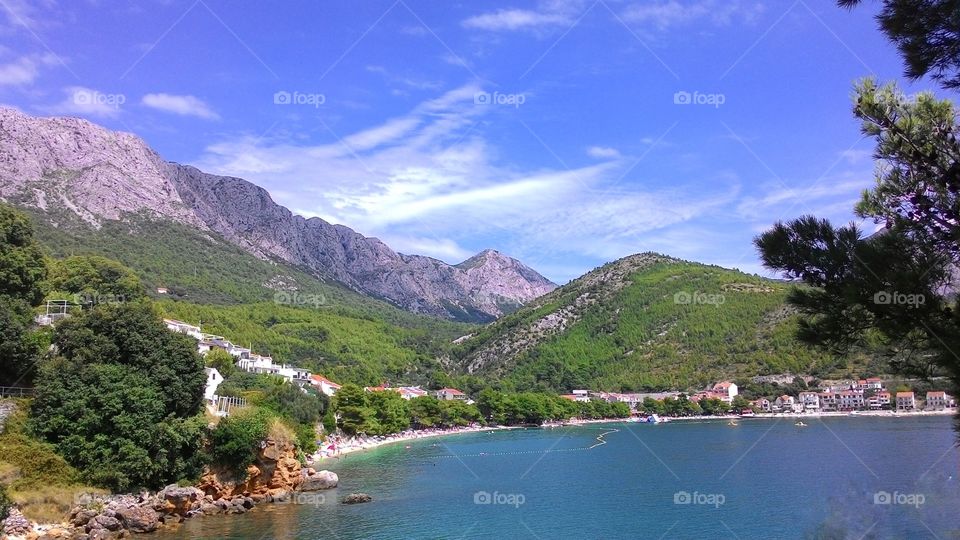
[0,107,555,321]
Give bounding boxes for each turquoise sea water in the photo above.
[163,416,960,539]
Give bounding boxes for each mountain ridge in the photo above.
[0,107,556,321]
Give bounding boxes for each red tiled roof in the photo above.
[439,388,465,395]
[310,374,341,388]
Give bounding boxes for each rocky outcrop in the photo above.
[0,107,556,321]
[2,508,32,537]
[300,469,338,491]
[196,438,304,500]
[341,493,372,505]
[3,442,341,538]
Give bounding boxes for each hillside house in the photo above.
[436,388,467,401]
[310,375,341,396]
[163,319,203,340]
[712,381,739,403]
[204,367,223,402]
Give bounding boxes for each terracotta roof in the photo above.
[438,388,465,395]
[927,391,946,398]
[310,374,341,388]
[896,391,914,398]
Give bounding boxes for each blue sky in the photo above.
[0,0,950,283]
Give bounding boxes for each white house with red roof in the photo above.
[712,381,738,403]
[310,374,341,397]
[925,391,952,410]
[869,391,892,410]
[397,386,429,400]
[896,391,916,411]
[436,388,467,401]
[774,395,795,412]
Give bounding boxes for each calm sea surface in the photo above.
[161,416,960,539]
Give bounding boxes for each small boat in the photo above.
[795,421,807,427]
[646,414,662,424]
[727,420,738,426]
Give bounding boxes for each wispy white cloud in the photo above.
[586,145,621,159]
[0,52,57,86]
[621,0,765,30]
[193,83,727,268]
[462,8,572,31]
[141,93,219,120]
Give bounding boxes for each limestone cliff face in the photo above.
[0,107,556,321]
[197,438,303,499]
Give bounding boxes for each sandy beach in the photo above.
[308,424,515,462]
[306,408,957,464]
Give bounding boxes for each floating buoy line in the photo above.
[436,428,619,459]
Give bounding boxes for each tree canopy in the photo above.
[29,302,207,491]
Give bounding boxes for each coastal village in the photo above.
[165,318,956,422]
[162,319,474,416]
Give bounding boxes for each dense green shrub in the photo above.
[0,483,11,522]
[208,408,274,475]
[29,302,207,492]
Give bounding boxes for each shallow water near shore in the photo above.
[161,416,960,539]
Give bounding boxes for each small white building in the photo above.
[310,375,341,396]
[164,319,203,340]
[436,388,467,401]
[204,367,223,402]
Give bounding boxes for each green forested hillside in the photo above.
[157,301,467,386]
[454,254,868,392]
[23,209,474,385]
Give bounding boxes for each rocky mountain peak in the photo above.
[0,108,556,321]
